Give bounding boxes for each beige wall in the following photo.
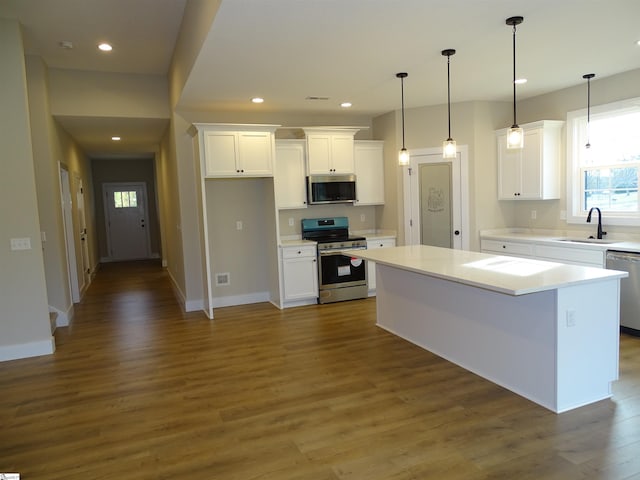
[372,100,513,250]
[48,69,169,119]
[513,68,640,237]
[25,55,73,323]
[0,19,54,360]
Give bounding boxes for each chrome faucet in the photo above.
[586,207,606,239]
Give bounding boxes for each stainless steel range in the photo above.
[301,217,367,304]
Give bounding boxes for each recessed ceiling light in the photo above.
[514,78,528,85]
[98,43,113,52]
[636,39,640,46]
[340,102,352,108]
[111,136,121,141]
[251,97,264,104]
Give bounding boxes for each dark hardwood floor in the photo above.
[1,260,640,479]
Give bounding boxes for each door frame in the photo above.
[102,181,152,262]
[402,146,470,250]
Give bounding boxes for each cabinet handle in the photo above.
[297,250,301,254]
[502,245,506,248]
[313,258,316,262]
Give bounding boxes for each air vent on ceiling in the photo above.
[305,96,330,101]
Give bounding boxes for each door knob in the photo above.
[454,230,460,235]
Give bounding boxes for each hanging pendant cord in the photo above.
[512,23,517,127]
[401,76,406,149]
[447,55,452,139]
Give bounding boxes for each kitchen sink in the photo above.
[555,238,618,245]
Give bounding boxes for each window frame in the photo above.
[566,96,640,226]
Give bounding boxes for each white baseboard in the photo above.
[0,337,56,362]
[212,292,270,308]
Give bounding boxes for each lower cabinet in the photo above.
[281,245,318,306]
[366,238,396,294]
[481,238,605,267]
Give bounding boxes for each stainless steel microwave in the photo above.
[307,175,357,204]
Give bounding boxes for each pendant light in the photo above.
[583,73,595,148]
[506,16,524,149]
[442,49,457,159]
[396,72,410,166]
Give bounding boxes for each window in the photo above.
[113,190,138,208]
[567,97,640,226]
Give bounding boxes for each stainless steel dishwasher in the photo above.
[606,250,640,335]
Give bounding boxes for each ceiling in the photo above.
[2,0,640,157]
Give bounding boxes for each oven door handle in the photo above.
[319,248,366,257]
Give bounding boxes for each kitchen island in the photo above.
[354,245,628,413]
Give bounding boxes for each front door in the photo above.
[103,182,151,261]
[403,147,469,250]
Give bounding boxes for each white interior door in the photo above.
[403,146,469,250]
[60,165,80,302]
[103,182,151,261]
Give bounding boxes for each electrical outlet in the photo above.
[288,217,294,227]
[531,210,537,220]
[560,210,567,220]
[236,221,243,231]
[10,237,31,251]
[360,214,366,222]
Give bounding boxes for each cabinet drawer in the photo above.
[534,245,604,267]
[282,245,317,259]
[481,239,533,257]
[367,239,396,249]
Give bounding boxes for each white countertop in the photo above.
[354,245,627,296]
[480,228,640,253]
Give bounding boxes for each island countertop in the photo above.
[354,245,627,296]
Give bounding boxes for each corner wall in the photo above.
[0,20,54,361]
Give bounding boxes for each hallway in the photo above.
[1,261,640,479]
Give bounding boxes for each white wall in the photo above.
[0,20,54,361]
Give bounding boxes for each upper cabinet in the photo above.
[354,140,385,205]
[496,120,564,200]
[303,127,359,175]
[195,124,279,178]
[275,140,307,209]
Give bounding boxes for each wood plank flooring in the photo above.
[1,260,640,479]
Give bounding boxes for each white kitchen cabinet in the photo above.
[281,245,318,304]
[366,237,396,293]
[303,128,359,175]
[354,140,385,205]
[481,237,605,267]
[496,120,564,200]
[534,244,605,267]
[480,239,534,258]
[275,140,307,209]
[198,124,278,178]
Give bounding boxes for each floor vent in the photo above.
[215,272,230,286]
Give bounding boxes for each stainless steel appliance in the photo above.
[301,217,367,304]
[606,250,640,336]
[307,175,357,205]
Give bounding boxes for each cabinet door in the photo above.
[203,131,238,177]
[330,135,355,174]
[238,132,273,175]
[519,129,542,199]
[366,238,396,291]
[497,133,522,199]
[354,142,384,205]
[307,135,332,174]
[283,256,318,300]
[275,141,307,209]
